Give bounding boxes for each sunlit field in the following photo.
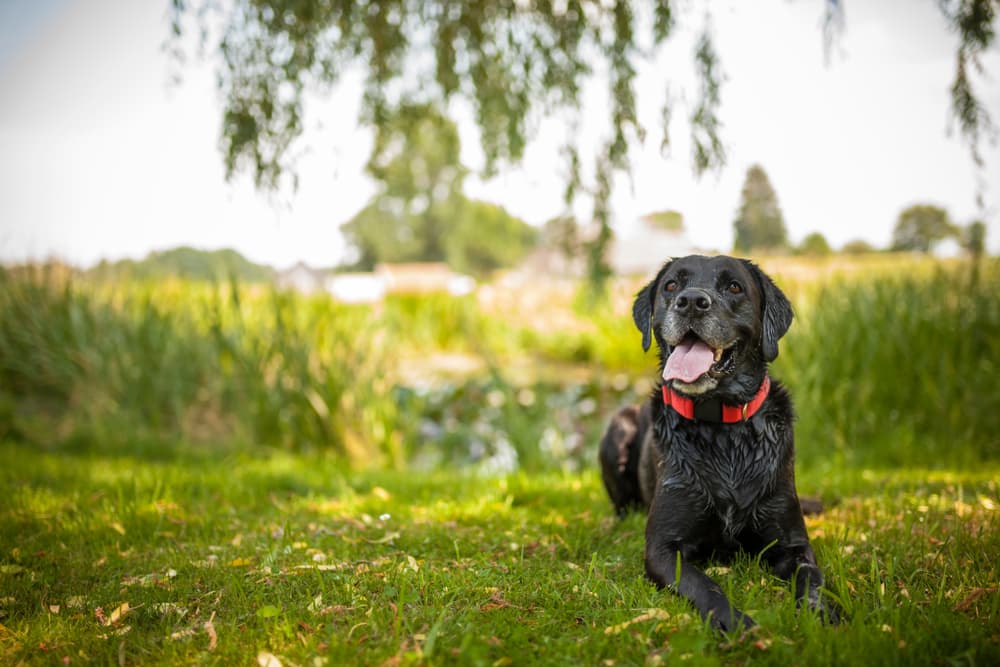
[1,255,998,665]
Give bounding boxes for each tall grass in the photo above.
[2,258,997,471]
[776,259,1000,470]
[0,267,401,465]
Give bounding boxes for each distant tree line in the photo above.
[731,164,988,257]
[88,247,275,283]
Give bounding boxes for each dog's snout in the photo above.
[674,288,713,314]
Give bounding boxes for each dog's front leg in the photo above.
[644,492,754,632]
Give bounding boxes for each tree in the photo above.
[841,239,877,255]
[962,220,987,258]
[643,210,685,232]
[169,1,998,285]
[890,204,957,253]
[732,164,788,253]
[448,200,538,276]
[341,103,464,268]
[797,232,832,257]
[342,104,536,274]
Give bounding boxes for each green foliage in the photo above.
[643,209,684,232]
[447,200,539,277]
[890,203,957,252]
[3,257,998,471]
[170,0,723,193]
[88,246,274,282]
[343,103,464,268]
[775,261,1000,470]
[342,105,536,274]
[938,0,999,177]
[841,238,877,254]
[0,269,399,464]
[796,231,832,257]
[732,164,788,253]
[963,219,987,257]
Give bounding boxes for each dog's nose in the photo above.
[674,288,712,314]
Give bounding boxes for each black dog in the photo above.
[599,255,834,632]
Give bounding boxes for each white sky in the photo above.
[1,0,998,269]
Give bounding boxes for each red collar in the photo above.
[662,375,771,424]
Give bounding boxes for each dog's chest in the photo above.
[661,419,784,535]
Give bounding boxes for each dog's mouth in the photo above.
[663,334,738,384]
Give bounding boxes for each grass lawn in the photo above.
[1,442,997,666]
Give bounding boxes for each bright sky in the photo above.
[1,0,998,269]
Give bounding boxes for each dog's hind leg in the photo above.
[598,406,645,516]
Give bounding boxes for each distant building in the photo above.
[326,273,387,303]
[609,212,699,276]
[276,262,329,294]
[375,262,475,296]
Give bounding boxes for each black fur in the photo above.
[599,255,835,632]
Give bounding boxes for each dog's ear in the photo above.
[743,260,793,362]
[633,262,671,352]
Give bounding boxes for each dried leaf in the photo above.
[205,612,217,651]
[257,651,283,667]
[954,587,997,612]
[604,609,671,635]
[107,602,130,626]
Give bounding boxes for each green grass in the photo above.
[2,256,999,664]
[1,442,997,666]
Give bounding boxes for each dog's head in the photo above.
[632,255,792,399]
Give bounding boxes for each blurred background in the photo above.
[1,0,998,475]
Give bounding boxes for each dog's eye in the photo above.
[664,280,678,293]
[728,281,743,295]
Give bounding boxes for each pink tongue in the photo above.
[663,339,715,383]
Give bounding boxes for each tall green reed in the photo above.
[775,260,1000,469]
[0,269,402,465]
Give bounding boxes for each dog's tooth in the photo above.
[714,348,723,362]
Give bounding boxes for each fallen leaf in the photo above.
[480,591,512,612]
[257,651,283,667]
[49,605,60,614]
[371,486,391,501]
[204,612,217,651]
[107,602,130,626]
[954,587,997,613]
[604,609,671,635]
[229,558,252,567]
[152,602,187,616]
[109,522,126,536]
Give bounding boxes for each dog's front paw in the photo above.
[816,597,841,625]
[708,607,756,634]
[799,593,841,625]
